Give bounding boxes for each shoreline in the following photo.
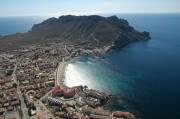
[54,59,137,119]
[56,60,69,87]
[55,55,87,88]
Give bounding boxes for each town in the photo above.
[0,42,135,119]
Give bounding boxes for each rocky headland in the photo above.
[0,15,150,119]
[0,15,150,52]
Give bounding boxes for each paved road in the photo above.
[33,100,55,119]
[40,91,51,101]
[17,88,29,119]
[0,54,11,61]
[12,63,29,119]
[65,45,71,56]
[12,63,18,83]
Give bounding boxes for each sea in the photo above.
[0,14,180,119]
[0,16,47,36]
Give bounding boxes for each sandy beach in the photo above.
[55,60,69,87]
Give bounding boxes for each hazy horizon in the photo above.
[0,12,180,18]
[1,0,180,16]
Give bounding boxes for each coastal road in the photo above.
[55,45,71,86]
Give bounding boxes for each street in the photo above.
[12,63,29,119]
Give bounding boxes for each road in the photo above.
[33,100,55,119]
[65,44,71,56]
[40,91,51,101]
[40,58,68,101]
[10,45,69,118]
[0,54,11,61]
[12,63,29,119]
[12,63,18,84]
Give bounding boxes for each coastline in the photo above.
[1,14,180,119]
[55,60,69,87]
[54,57,137,119]
[55,55,78,87]
[0,15,151,119]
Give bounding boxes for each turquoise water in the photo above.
[64,14,180,119]
[1,14,180,119]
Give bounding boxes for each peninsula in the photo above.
[0,15,150,119]
[0,15,150,52]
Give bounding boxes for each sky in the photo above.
[1,0,180,16]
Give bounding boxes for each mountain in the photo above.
[0,15,150,51]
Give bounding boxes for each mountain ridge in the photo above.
[0,15,150,51]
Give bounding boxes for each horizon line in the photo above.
[0,12,180,17]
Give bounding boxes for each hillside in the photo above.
[0,15,150,51]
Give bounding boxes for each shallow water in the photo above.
[1,14,180,119]
[64,14,180,119]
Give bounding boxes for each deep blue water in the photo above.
[0,16,47,35]
[64,14,180,119]
[0,14,180,119]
